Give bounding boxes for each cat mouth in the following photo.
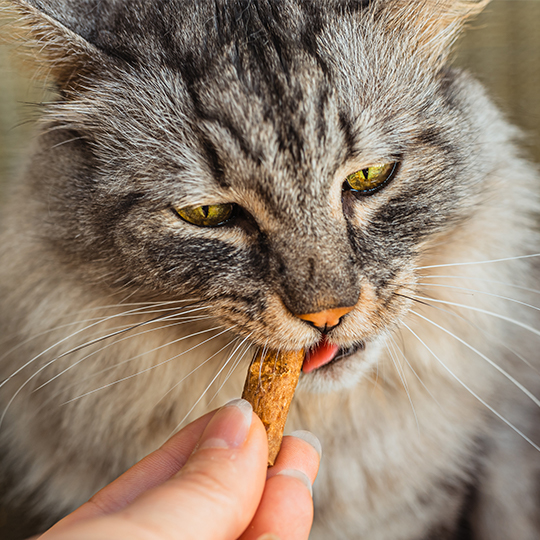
[303,338,365,373]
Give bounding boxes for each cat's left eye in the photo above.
[344,162,398,195]
[174,204,235,227]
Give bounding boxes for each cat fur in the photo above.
[1,1,540,538]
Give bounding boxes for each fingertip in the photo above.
[196,399,253,450]
[275,468,312,496]
[288,430,322,459]
[234,429,317,540]
[256,533,282,540]
[267,431,321,486]
[239,472,314,540]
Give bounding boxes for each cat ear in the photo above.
[389,0,490,62]
[1,0,107,93]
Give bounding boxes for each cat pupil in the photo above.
[201,206,210,218]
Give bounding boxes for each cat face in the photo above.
[16,0,491,390]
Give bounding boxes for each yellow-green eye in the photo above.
[345,162,397,195]
[175,204,235,227]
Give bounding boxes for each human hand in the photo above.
[38,399,321,540]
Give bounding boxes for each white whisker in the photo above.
[388,334,442,409]
[417,253,540,270]
[206,339,253,408]
[72,320,224,388]
[151,335,239,412]
[385,340,419,430]
[417,274,540,296]
[33,315,214,392]
[0,313,213,429]
[258,341,269,384]
[416,282,540,313]
[401,320,540,453]
[60,326,228,406]
[0,303,208,389]
[406,297,540,378]
[168,333,253,439]
[1,307,207,396]
[0,299,201,355]
[0,309,210,429]
[409,309,540,410]
[410,295,540,341]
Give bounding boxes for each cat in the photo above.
[1,0,540,538]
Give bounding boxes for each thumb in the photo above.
[44,399,269,540]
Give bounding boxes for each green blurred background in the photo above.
[0,1,539,538]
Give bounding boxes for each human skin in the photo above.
[36,399,321,540]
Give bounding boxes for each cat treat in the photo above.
[242,348,304,466]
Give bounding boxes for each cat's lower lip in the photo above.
[303,339,365,373]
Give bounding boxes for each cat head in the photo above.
[4,0,492,389]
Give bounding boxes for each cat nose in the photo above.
[296,306,354,332]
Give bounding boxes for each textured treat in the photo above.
[242,348,305,466]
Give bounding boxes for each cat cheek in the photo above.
[341,191,372,225]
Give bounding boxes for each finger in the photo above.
[53,410,218,527]
[267,431,321,484]
[239,430,322,540]
[42,399,269,540]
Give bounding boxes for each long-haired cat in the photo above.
[1,1,540,538]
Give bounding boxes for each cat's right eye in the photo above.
[174,203,235,227]
[344,162,398,196]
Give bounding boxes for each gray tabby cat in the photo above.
[1,0,540,538]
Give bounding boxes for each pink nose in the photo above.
[296,306,354,330]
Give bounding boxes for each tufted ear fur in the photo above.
[383,0,490,64]
[1,0,491,95]
[1,0,108,94]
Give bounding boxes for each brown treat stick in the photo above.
[242,348,305,466]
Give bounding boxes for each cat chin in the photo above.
[297,339,384,394]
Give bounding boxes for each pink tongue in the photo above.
[303,339,340,373]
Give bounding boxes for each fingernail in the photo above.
[256,534,281,540]
[198,399,252,450]
[289,430,322,459]
[276,469,313,496]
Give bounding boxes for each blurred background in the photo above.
[457,0,540,164]
[0,0,539,538]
